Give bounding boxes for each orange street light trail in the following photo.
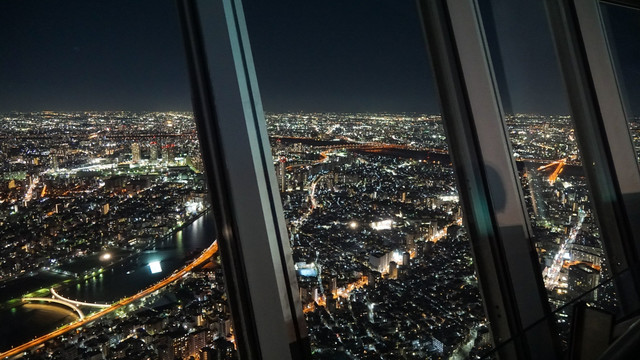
[0,241,218,359]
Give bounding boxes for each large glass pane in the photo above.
[0,1,235,359]
[244,1,492,358]
[479,0,618,348]
[600,2,640,163]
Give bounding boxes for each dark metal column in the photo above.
[176,0,311,359]
[417,0,561,358]
[544,0,640,313]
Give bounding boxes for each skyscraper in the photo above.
[150,142,158,162]
[279,156,286,192]
[131,143,141,163]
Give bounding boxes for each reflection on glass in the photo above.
[0,1,235,358]
[245,1,493,356]
[266,113,491,358]
[478,0,618,348]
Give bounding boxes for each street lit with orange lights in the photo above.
[0,241,218,359]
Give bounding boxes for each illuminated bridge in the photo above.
[1,240,218,359]
[21,297,85,320]
[50,288,111,309]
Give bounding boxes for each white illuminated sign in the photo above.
[149,261,162,274]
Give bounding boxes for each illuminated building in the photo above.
[150,142,158,162]
[278,156,286,192]
[187,329,208,358]
[131,142,141,163]
[389,261,398,279]
[368,251,392,273]
[1,0,640,359]
[172,1,640,359]
[402,251,410,267]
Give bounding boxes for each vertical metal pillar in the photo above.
[544,0,640,313]
[417,0,561,358]
[176,0,311,359]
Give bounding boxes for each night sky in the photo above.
[242,0,437,113]
[0,0,636,115]
[0,0,190,112]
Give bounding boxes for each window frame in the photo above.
[417,0,561,358]
[544,0,640,314]
[175,0,640,358]
[176,1,310,359]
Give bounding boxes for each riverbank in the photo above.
[0,210,216,352]
[0,208,212,310]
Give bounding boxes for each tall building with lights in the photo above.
[150,142,158,162]
[131,143,141,163]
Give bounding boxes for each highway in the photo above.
[0,241,218,359]
[543,210,585,290]
[537,158,567,184]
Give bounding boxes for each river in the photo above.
[0,212,216,352]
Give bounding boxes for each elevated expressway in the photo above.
[1,241,217,359]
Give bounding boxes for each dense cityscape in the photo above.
[266,112,618,358]
[0,111,632,359]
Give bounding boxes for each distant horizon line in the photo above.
[0,109,584,117]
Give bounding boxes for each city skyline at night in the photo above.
[0,109,624,358]
[1,0,639,359]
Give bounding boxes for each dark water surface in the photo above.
[0,212,215,352]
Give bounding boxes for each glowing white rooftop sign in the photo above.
[370,219,393,230]
[149,261,162,274]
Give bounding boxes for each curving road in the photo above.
[0,241,218,359]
